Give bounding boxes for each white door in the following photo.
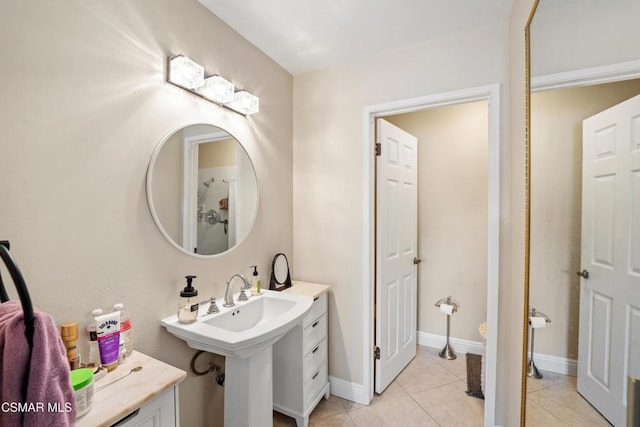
[375,118,418,393]
[578,93,640,426]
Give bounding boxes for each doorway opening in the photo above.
[363,84,501,427]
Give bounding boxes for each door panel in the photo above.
[592,174,616,267]
[385,279,399,360]
[386,180,399,258]
[578,93,640,426]
[375,118,418,394]
[625,306,640,406]
[587,291,612,389]
[631,171,640,275]
[402,274,413,345]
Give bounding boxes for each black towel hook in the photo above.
[0,240,35,353]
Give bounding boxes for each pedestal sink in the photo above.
[161,290,313,426]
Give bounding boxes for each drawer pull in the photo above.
[314,296,319,301]
[312,320,319,328]
[312,371,319,380]
[312,345,320,354]
[112,409,140,426]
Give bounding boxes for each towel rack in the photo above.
[0,240,35,353]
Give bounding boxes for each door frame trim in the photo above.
[182,129,232,252]
[362,84,501,426]
[531,59,640,92]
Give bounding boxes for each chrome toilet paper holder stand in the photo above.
[527,307,551,379]
[435,296,459,360]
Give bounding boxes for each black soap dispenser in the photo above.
[250,265,262,295]
[178,275,199,324]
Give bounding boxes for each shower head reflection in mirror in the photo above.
[522,0,640,424]
[146,124,258,257]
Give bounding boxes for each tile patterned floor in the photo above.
[273,345,611,426]
[525,371,611,426]
[273,345,482,426]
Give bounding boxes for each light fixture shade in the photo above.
[167,54,260,116]
[225,90,260,115]
[168,55,204,90]
[195,75,235,104]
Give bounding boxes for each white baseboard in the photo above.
[329,376,370,405]
[329,333,576,411]
[416,331,577,377]
[416,331,483,355]
[528,352,578,376]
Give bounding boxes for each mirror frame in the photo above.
[269,252,292,291]
[521,1,540,425]
[146,123,260,258]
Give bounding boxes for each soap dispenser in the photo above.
[178,275,199,324]
[250,265,262,295]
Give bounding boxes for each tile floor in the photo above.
[273,345,611,426]
[273,345,482,426]
[525,370,611,426]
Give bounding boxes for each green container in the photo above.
[70,368,94,418]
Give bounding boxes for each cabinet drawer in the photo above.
[303,314,327,354]
[304,363,328,409]
[304,338,327,383]
[303,292,327,327]
[113,387,176,427]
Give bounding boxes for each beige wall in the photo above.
[530,79,640,359]
[199,137,238,168]
[385,101,489,343]
[0,1,292,426]
[531,0,640,78]
[153,129,184,243]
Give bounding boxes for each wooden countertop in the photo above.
[76,351,186,427]
[285,281,331,298]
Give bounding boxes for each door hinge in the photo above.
[375,143,381,156]
[374,346,381,360]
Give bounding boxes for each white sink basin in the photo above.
[162,289,314,426]
[161,289,313,359]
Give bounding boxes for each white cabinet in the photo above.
[76,351,185,427]
[112,386,179,427]
[274,286,330,427]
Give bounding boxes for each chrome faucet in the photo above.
[223,273,251,307]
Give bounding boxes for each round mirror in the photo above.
[273,254,288,283]
[146,124,259,257]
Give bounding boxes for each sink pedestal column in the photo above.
[225,345,273,427]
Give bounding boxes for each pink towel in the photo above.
[0,301,76,426]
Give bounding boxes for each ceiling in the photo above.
[198,0,514,75]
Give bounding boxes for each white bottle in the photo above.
[113,303,133,360]
[85,308,103,366]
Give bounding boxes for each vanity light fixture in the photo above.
[195,75,235,104]
[167,55,259,116]
[224,90,260,115]
[168,55,204,90]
